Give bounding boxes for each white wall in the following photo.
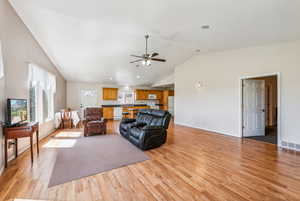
[152,73,174,87]
[0,0,66,172]
[0,74,4,174]
[0,0,5,173]
[67,82,103,110]
[175,40,300,146]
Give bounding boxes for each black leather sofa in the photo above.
[119,109,171,150]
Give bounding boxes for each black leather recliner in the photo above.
[119,109,171,150]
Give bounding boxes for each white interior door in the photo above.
[243,79,265,137]
[80,89,98,119]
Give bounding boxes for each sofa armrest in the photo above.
[142,125,164,131]
[121,118,136,124]
[132,122,147,128]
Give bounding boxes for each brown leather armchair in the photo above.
[84,108,107,137]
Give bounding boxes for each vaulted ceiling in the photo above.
[9,0,300,86]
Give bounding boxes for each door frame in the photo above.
[239,72,281,146]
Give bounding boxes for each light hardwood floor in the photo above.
[1,120,300,201]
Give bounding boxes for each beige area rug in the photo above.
[48,134,149,187]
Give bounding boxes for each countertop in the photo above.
[102,104,164,108]
[102,104,148,107]
[127,108,140,111]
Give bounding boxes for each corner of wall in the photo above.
[0,164,4,175]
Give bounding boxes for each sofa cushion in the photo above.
[120,122,133,131]
[87,120,105,127]
[136,114,153,125]
[88,120,104,124]
[130,127,143,139]
[133,122,147,128]
[150,117,163,127]
[151,110,168,117]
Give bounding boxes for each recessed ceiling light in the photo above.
[136,75,141,79]
[201,25,210,29]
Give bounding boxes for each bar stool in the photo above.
[122,112,130,119]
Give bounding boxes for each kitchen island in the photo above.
[102,104,150,119]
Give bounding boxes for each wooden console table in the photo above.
[3,122,39,168]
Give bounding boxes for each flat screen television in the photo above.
[7,99,28,126]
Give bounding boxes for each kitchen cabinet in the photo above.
[135,89,163,101]
[103,88,118,100]
[103,107,114,119]
[148,90,162,100]
[154,90,162,100]
[162,90,169,109]
[135,89,149,100]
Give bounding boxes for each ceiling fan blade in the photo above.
[130,59,143,63]
[151,52,159,57]
[151,58,166,62]
[130,55,144,59]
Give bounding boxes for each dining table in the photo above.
[54,110,80,128]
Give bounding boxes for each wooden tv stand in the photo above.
[3,122,39,168]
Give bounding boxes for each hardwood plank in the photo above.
[1,121,300,201]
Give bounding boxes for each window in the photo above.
[28,64,56,123]
[80,89,97,107]
[43,90,49,120]
[29,86,37,122]
[118,91,134,104]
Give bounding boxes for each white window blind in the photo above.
[28,63,56,123]
[28,63,56,93]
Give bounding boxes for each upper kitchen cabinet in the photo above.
[135,89,164,100]
[169,90,174,96]
[154,90,162,100]
[103,88,118,100]
[135,89,149,100]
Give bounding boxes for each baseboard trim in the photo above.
[280,141,300,152]
[174,122,300,152]
[174,121,240,138]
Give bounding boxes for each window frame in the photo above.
[28,64,56,124]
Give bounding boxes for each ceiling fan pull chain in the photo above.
[145,35,148,56]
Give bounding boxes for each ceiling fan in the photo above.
[130,35,166,66]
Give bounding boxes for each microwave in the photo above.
[148,94,157,99]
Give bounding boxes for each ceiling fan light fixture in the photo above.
[142,60,146,66]
[130,35,166,66]
[146,60,151,66]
